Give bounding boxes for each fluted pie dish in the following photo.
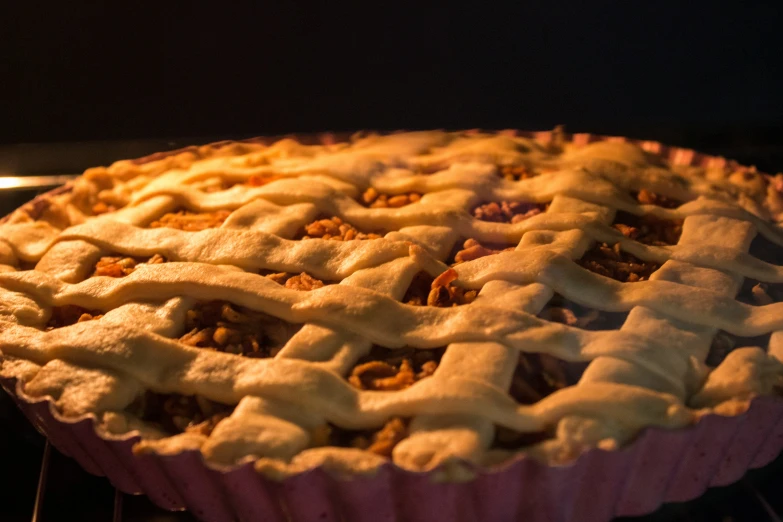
[1,129,782,522]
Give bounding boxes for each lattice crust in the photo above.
[1,130,783,479]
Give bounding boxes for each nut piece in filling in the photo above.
[179,301,300,358]
[632,189,682,209]
[472,200,549,224]
[361,188,422,208]
[451,238,515,264]
[403,269,478,307]
[578,242,660,282]
[92,253,167,278]
[46,305,103,330]
[148,209,231,231]
[261,271,328,291]
[612,211,683,246]
[299,216,382,241]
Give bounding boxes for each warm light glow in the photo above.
[0,177,26,189]
[0,175,78,190]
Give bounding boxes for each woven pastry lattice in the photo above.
[1,130,782,476]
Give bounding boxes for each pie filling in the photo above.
[402,269,478,307]
[632,189,682,209]
[749,233,783,266]
[298,216,382,241]
[179,301,300,358]
[92,254,167,278]
[148,209,231,231]
[578,243,660,282]
[706,279,782,366]
[347,345,446,392]
[361,188,421,208]
[538,293,628,331]
[92,202,120,215]
[495,295,623,448]
[17,260,37,271]
[209,174,283,192]
[735,278,783,307]
[612,212,683,246]
[323,417,409,458]
[260,270,331,291]
[126,391,233,437]
[707,331,773,368]
[46,305,103,330]
[497,165,543,181]
[578,202,681,282]
[494,351,579,450]
[510,352,587,407]
[472,200,549,224]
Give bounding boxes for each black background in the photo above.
[2,2,782,147]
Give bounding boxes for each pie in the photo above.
[1,129,782,520]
